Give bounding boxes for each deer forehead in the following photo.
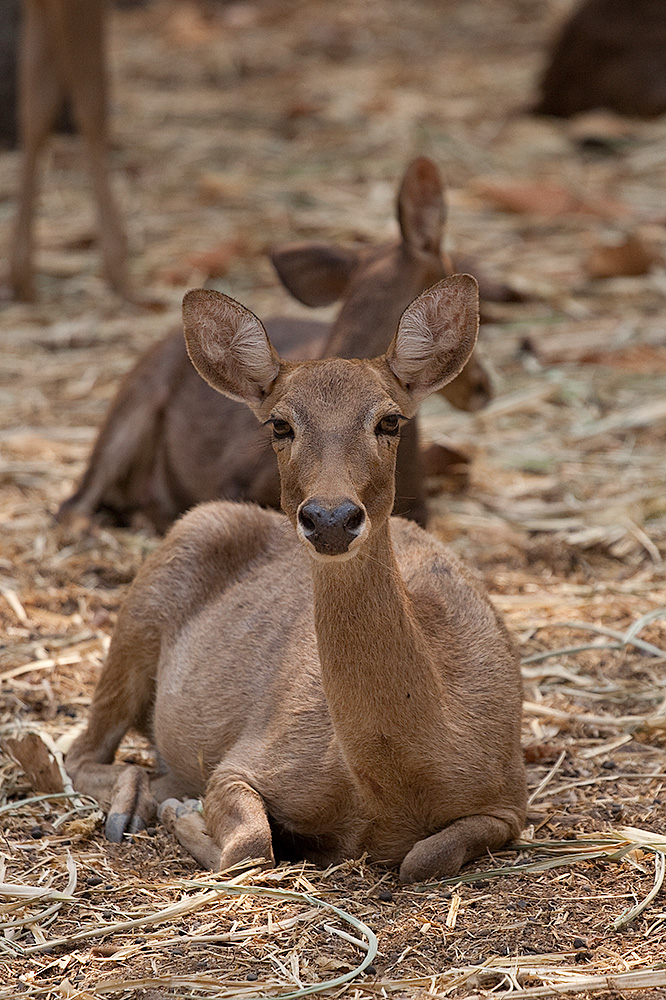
[275,359,398,429]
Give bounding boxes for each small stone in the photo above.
[378,889,393,902]
[86,875,103,886]
[247,972,259,981]
[364,965,377,976]
[601,760,616,770]
[573,937,587,949]
[102,910,114,921]
[30,825,44,839]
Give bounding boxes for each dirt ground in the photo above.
[2,1,666,998]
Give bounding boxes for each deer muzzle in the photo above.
[297,499,367,557]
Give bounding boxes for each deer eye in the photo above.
[375,413,402,437]
[270,418,294,440]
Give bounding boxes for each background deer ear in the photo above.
[386,274,479,412]
[397,157,446,256]
[183,288,280,410]
[270,242,362,306]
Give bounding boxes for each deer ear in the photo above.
[397,157,446,256]
[183,288,280,410]
[270,242,362,307]
[386,274,479,413]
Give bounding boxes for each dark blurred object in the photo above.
[535,0,666,119]
[0,0,22,148]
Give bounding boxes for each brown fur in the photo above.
[56,158,492,533]
[9,0,132,301]
[65,274,527,883]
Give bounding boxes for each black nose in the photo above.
[298,500,366,556]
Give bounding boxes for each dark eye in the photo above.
[271,418,293,439]
[376,413,402,436]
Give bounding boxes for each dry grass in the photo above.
[2,0,666,996]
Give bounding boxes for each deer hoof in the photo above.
[105,766,157,842]
[158,797,202,826]
[158,798,225,869]
[106,811,140,842]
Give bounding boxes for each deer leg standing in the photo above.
[57,0,132,299]
[9,1,64,301]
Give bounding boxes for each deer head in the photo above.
[183,274,479,559]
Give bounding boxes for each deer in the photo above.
[56,157,491,532]
[9,0,132,301]
[65,273,527,883]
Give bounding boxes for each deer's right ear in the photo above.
[270,242,362,307]
[183,289,281,410]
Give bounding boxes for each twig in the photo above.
[523,701,666,732]
[527,749,567,806]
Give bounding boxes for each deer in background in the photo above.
[65,275,526,882]
[9,0,132,301]
[57,157,491,531]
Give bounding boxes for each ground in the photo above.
[1,1,666,998]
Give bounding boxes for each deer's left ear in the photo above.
[270,242,363,307]
[183,288,281,412]
[385,274,479,413]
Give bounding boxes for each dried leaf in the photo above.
[585,234,658,279]
[3,732,65,794]
[475,179,629,219]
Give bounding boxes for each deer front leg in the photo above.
[399,815,516,884]
[66,705,159,841]
[65,602,161,841]
[158,774,274,872]
[66,745,158,842]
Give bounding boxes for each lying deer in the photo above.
[57,157,490,531]
[65,274,527,883]
[9,0,132,301]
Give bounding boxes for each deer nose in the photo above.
[298,500,366,556]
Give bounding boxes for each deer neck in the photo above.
[322,253,425,361]
[309,521,443,798]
